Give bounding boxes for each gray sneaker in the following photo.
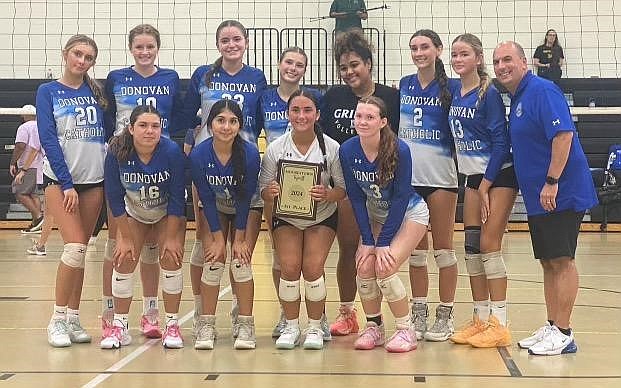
[230,302,239,338]
[424,305,454,342]
[26,244,46,256]
[272,310,286,338]
[320,313,332,341]
[194,316,217,350]
[234,316,256,350]
[67,317,92,343]
[411,302,428,340]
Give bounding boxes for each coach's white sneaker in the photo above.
[518,321,552,349]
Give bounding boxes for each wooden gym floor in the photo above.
[0,229,619,387]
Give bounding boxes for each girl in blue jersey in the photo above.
[190,99,261,350]
[448,34,517,348]
[340,97,429,352]
[101,105,186,349]
[37,35,107,348]
[260,90,346,350]
[321,30,400,337]
[399,29,460,342]
[180,20,267,329]
[258,47,326,338]
[102,24,184,340]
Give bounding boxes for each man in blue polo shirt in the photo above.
[493,41,597,356]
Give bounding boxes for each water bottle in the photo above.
[588,97,596,108]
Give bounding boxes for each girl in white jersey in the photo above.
[448,34,517,348]
[37,35,107,347]
[258,47,328,338]
[102,24,181,340]
[400,29,460,342]
[260,90,346,350]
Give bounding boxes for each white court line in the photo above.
[82,285,232,388]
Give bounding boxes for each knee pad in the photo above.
[271,251,281,271]
[190,240,204,267]
[162,268,183,295]
[230,258,253,283]
[304,276,326,302]
[140,243,159,264]
[356,276,380,301]
[465,226,481,254]
[409,249,428,267]
[104,239,116,262]
[377,273,407,303]
[434,249,458,269]
[112,269,134,298]
[201,261,225,286]
[278,278,300,302]
[61,243,87,268]
[482,251,507,280]
[465,253,485,277]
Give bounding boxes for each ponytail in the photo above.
[231,134,247,199]
[434,58,452,111]
[84,73,108,110]
[204,56,224,88]
[477,69,491,108]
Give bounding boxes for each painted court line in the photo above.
[82,285,232,388]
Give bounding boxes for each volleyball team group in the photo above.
[37,19,596,356]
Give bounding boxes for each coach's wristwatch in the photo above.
[545,176,559,185]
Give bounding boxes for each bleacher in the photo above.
[1,78,620,225]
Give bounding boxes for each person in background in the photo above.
[533,29,564,86]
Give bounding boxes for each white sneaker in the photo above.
[194,316,217,350]
[234,316,256,350]
[162,320,184,349]
[47,318,71,347]
[67,317,92,343]
[275,325,301,350]
[411,302,428,340]
[528,326,578,356]
[320,313,332,341]
[230,302,240,338]
[518,321,552,349]
[100,322,132,349]
[303,326,325,350]
[272,310,287,338]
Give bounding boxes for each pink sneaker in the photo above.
[140,309,162,338]
[385,327,418,353]
[329,307,359,336]
[101,309,113,333]
[354,323,385,350]
[162,321,183,348]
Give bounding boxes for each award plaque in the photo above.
[274,160,322,220]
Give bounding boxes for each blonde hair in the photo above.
[452,33,490,107]
[63,34,108,110]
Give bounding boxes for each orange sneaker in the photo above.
[467,315,512,348]
[450,317,488,344]
[329,306,359,336]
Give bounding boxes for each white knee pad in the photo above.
[230,258,253,283]
[271,251,281,271]
[304,276,326,302]
[377,273,407,303]
[409,249,428,267]
[112,269,134,298]
[434,249,458,269]
[482,251,507,280]
[465,253,485,277]
[278,278,300,302]
[61,243,87,268]
[140,243,159,264]
[104,239,116,262]
[356,276,380,301]
[190,240,204,267]
[162,268,183,295]
[201,261,225,286]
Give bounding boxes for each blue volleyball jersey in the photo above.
[180,64,267,146]
[259,87,323,145]
[508,72,597,216]
[105,137,186,224]
[339,137,424,247]
[399,75,459,187]
[448,85,512,179]
[104,67,183,137]
[36,81,106,190]
[190,137,261,232]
